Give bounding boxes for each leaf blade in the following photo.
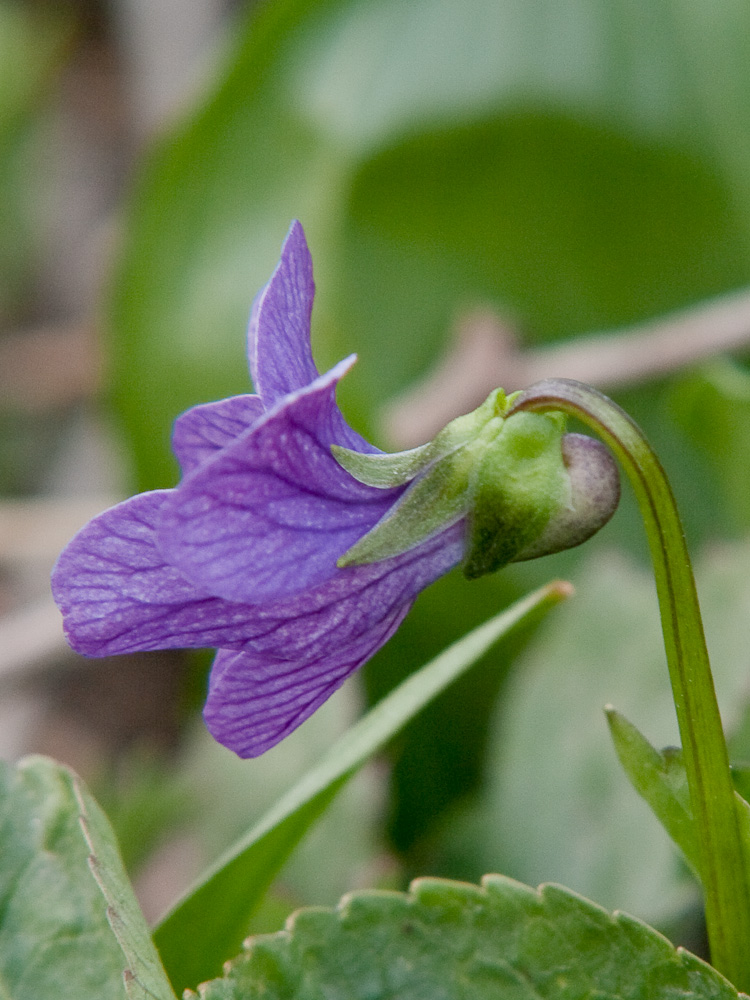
[607,706,750,928]
[606,706,700,876]
[76,777,177,1000]
[0,756,127,1000]
[199,875,738,1000]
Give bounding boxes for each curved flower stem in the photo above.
[510,378,750,989]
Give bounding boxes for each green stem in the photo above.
[510,378,750,989]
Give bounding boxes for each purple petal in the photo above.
[157,358,403,604]
[205,522,466,757]
[172,395,265,475]
[53,488,464,755]
[50,491,260,656]
[52,491,201,614]
[52,488,465,665]
[249,221,375,454]
[234,522,465,662]
[248,220,319,407]
[203,605,409,758]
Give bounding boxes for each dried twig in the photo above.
[382,286,750,448]
[0,496,116,564]
[0,600,76,684]
[0,497,117,682]
[0,323,102,411]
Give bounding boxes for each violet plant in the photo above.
[17,221,750,998]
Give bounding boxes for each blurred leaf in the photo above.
[153,582,570,994]
[0,756,127,1000]
[110,0,340,491]
[0,1,67,132]
[668,360,750,534]
[364,566,526,855]
[0,1,70,319]
[445,541,750,924]
[198,875,737,1000]
[183,682,386,911]
[110,0,750,487]
[92,752,194,877]
[76,776,177,1000]
[338,116,745,415]
[669,0,750,236]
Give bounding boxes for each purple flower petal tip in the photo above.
[248,220,319,407]
[51,222,466,757]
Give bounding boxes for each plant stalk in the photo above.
[510,378,750,989]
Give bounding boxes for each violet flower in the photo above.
[52,222,619,758]
[52,223,466,757]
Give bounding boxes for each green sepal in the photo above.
[337,393,569,571]
[463,410,568,578]
[332,387,514,489]
[337,420,500,566]
[331,440,434,488]
[337,390,516,566]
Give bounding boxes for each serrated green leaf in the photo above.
[196,875,737,1000]
[0,756,127,1000]
[154,581,571,995]
[76,776,177,1000]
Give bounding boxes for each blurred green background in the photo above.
[5,0,750,953]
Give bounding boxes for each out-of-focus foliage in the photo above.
[439,541,750,927]
[0,2,71,497]
[92,753,195,878]
[111,0,750,488]
[668,360,750,534]
[109,0,750,869]
[154,584,565,993]
[0,1,69,321]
